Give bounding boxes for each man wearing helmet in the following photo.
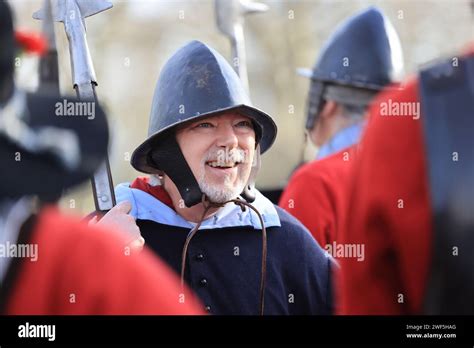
[280,7,404,248]
[114,40,334,315]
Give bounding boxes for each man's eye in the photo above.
[195,122,214,128]
[236,120,253,129]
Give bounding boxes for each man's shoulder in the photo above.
[272,205,327,253]
[296,147,357,179]
[283,147,357,206]
[274,205,309,231]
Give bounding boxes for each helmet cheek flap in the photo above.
[148,131,202,207]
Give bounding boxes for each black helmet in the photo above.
[299,6,404,129]
[131,40,277,207]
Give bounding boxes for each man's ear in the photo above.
[319,100,338,120]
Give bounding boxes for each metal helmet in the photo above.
[131,40,277,207]
[299,6,404,129]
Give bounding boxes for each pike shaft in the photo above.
[64,2,115,212]
[230,25,250,93]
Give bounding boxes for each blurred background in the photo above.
[9,0,474,214]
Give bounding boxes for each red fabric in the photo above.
[279,146,357,248]
[130,176,174,209]
[6,207,204,315]
[14,30,47,56]
[461,42,474,55]
[337,77,432,314]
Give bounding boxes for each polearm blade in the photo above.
[215,0,268,93]
[34,0,115,213]
[38,0,60,94]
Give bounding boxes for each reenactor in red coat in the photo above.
[280,7,404,249]
[338,44,474,314]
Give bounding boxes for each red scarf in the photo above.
[130,177,174,210]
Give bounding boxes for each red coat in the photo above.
[3,207,204,315]
[337,77,432,314]
[279,146,357,248]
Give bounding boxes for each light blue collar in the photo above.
[115,183,281,230]
[316,122,364,160]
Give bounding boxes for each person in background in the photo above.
[338,43,474,314]
[279,7,404,248]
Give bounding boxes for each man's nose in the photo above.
[216,124,238,149]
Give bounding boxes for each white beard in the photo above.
[198,171,246,203]
[198,147,251,203]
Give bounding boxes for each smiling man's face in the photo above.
[175,112,256,203]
